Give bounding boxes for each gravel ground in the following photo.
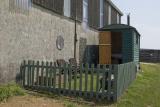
[0,95,64,107]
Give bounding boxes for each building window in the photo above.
[108,5,111,25]
[83,0,88,23]
[9,0,31,14]
[64,0,71,17]
[100,0,104,28]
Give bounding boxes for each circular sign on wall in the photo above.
[56,36,64,50]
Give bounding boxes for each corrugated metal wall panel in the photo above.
[111,7,117,24]
[103,0,109,26]
[71,0,83,21]
[54,0,64,14]
[33,0,64,15]
[88,0,100,29]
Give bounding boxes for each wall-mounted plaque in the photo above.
[56,36,64,50]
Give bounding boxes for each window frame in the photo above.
[83,0,88,23]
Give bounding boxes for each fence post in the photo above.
[113,64,119,102]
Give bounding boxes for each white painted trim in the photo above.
[117,13,120,24]
[108,5,111,25]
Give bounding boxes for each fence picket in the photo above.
[74,65,77,96]
[23,60,26,86]
[102,65,106,99]
[49,62,53,87]
[41,61,44,86]
[68,64,72,95]
[31,61,35,86]
[36,61,40,86]
[107,65,112,100]
[46,61,49,87]
[79,64,83,97]
[63,63,68,94]
[85,64,89,97]
[27,60,30,86]
[90,64,94,98]
[58,65,62,94]
[53,65,56,90]
[96,64,100,99]
[113,65,118,102]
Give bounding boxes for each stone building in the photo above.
[0,0,122,83]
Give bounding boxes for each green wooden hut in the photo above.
[99,24,140,66]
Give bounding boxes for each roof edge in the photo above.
[107,0,123,16]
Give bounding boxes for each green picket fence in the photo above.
[20,60,137,101]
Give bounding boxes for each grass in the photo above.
[0,83,25,102]
[58,63,160,107]
[70,74,97,91]
[111,63,160,107]
[2,63,158,107]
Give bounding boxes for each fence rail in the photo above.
[20,60,137,101]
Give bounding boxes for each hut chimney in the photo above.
[127,13,130,26]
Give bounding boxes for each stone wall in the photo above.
[0,0,99,83]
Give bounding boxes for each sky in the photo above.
[112,0,160,49]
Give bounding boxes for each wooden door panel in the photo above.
[99,31,111,64]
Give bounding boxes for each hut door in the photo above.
[99,32,111,64]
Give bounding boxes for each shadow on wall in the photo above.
[83,45,99,66]
[16,73,21,84]
[0,63,21,84]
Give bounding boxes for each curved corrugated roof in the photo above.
[99,24,141,36]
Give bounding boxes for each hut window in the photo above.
[64,0,71,17]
